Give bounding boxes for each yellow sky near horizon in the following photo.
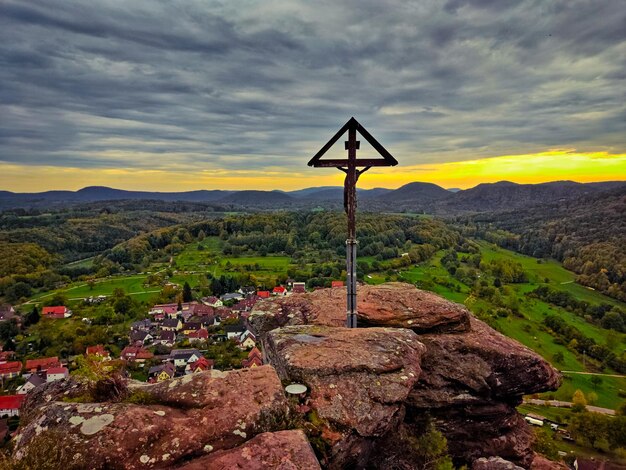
[1,150,625,192]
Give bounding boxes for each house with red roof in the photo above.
[257,290,270,299]
[188,328,209,343]
[0,395,25,417]
[0,361,22,379]
[186,356,214,374]
[331,280,345,288]
[46,367,69,382]
[189,303,214,317]
[242,347,263,368]
[42,306,72,319]
[25,357,61,375]
[149,304,179,317]
[85,345,110,359]
[120,347,153,363]
[272,286,287,296]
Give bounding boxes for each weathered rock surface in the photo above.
[14,366,291,469]
[255,283,560,468]
[410,316,561,406]
[177,430,321,470]
[249,282,470,337]
[473,456,525,470]
[530,455,570,470]
[405,315,561,466]
[265,325,426,468]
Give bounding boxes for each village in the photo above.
[0,279,318,432]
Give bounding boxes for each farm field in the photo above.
[28,274,156,305]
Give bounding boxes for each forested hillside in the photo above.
[460,186,626,301]
[0,202,222,301]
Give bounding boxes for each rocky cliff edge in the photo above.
[13,283,561,469]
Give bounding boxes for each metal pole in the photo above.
[345,126,358,328]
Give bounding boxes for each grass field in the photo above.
[63,256,96,269]
[174,236,292,283]
[478,242,623,306]
[175,237,223,269]
[29,274,154,303]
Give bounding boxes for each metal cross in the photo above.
[308,117,397,327]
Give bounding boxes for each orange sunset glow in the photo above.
[1,150,624,192]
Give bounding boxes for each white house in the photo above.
[17,374,46,394]
[0,395,25,417]
[168,349,203,368]
[46,367,69,383]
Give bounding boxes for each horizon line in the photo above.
[2,178,625,195]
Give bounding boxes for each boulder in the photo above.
[530,455,569,470]
[264,325,426,468]
[424,403,535,467]
[177,430,321,470]
[409,316,561,407]
[406,317,561,465]
[14,366,290,469]
[248,282,470,338]
[473,456,525,470]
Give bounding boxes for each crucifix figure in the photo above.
[308,117,397,328]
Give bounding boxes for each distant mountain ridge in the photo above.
[0,181,624,212]
[430,180,626,213]
[378,182,451,203]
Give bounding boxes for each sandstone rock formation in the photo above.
[177,430,321,470]
[248,282,471,335]
[14,366,300,469]
[14,283,561,469]
[250,282,561,468]
[265,325,425,467]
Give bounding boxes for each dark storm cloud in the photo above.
[0,0,624,175]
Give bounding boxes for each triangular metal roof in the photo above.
[308,117,398,167]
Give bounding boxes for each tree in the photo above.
[552,351,564,365]
[5,282,32,302]
[25,306,40,326]
[182,282,193,302]
[113,293,133,315]
[3,337,16,352]
[0,319,18,342]
[602,311,625,332]
[44,293,68,307]
[572,389,587,412]
[590,375,603,389]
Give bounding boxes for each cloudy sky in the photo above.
[1,0,624,191]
